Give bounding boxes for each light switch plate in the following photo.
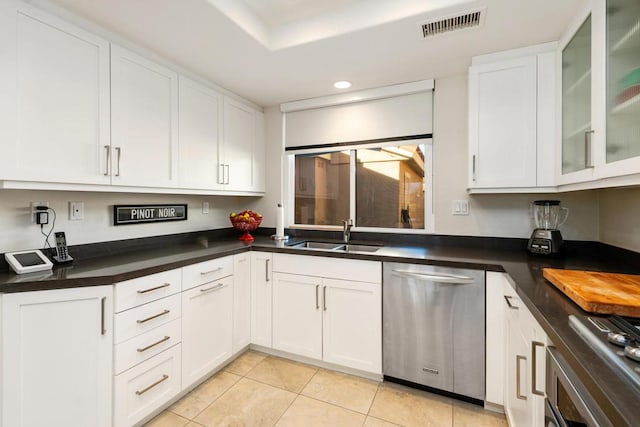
[452,199,469,215]
[69,201,84,220]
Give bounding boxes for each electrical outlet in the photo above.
[69,201,84,220]
[202,202,209,214]
[452,199,469,216]
[31,201,49,223]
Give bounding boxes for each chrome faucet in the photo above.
[342,219,353,243]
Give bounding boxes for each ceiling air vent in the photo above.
[421,10,483,38]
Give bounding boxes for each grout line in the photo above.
[365,381,382,416]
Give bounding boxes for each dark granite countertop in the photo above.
[1,231,639,426]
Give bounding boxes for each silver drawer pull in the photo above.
[504,295,519,310]
[531,341,545,396]
[137,336,171,353]
[135,374,169,396]
[516,355,527,400]
[137,283,171,294]
[392,269,474,284]
[137,309,170,324]
[200,283,225,293]
[422,367,439,374]
[200,267,223,276]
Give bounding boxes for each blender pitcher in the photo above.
[532,200,569,230]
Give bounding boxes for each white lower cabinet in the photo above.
[251,252,273,347]
[233,252,251,353]
[272,273,323,359]
[1,286,113,427]
[271,254,382,374]
[114,344,182,427]
[181,273,233,390]
[501,275,549,427]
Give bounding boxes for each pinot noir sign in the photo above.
[113,204,187,225]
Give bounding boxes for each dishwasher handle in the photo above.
[391,269,475,284]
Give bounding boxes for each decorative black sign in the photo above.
[113,204,187,226]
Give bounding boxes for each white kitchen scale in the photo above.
[5,249,53,274]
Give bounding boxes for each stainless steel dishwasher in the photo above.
[382,262,485,401]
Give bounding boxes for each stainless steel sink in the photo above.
[290,241,382,253]
[290,241,344,250]
[334,244,382,253]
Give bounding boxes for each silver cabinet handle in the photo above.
[516,355,527,400]
[200,283,225,293]
[531,341,545,396]
[137,283,171,294]
[100,296,106,335]
[315,284,319,309]
[584,130,595,168]
[265,259,270,282]
[115,147,121,176]
[135,374,169,395]
[323,286,327,311]
[392,269,474,284]
[225,164,230,184]
[218,164,224,184]
[472,154,477,182]
[200,267,223,276]
[104,145,110,176]
[137,309,170,324]
[137,336,171,353]
[504,295,519,310]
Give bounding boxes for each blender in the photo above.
[527,200,569,255]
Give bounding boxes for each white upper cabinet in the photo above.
[111,44,179,188]
[468,43,557,192]
[0,0,110,185]
[222,98,264,192]
[253,110,266,193]
[178,76,223,190]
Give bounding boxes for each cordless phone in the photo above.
[53,231,73,263]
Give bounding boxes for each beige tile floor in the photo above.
[144,351,508,427]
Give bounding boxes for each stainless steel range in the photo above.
[569,314,640,391]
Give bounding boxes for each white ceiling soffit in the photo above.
[207,0,485,50]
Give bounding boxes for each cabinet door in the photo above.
[469,56,537,188]
[181,276,233,389]
[601,0,640,177]
[2,286,113,427]
[558,5,598,185]
[111,44,178,187]
[504,308,533,427]
[223,97,255,190]
[0,0,110,184]
[253,110,266,192]
[485,272,508,406]
[250,252,273,347]
[178,76,224,190]
[272,272,322,360]
[233,252,251,353]
[322,278,381,374]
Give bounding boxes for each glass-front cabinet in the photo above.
[605,0,640,164]
[559,0,640,185]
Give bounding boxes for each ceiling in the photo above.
[47,0,585,107]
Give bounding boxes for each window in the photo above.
[290,139,432,232]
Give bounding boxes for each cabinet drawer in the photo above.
[115,294,181,344]
[114,318,182,375]
[114,344,182,427]
[182,256,233,291]
[273,253,381,283]
[115,269,182,313]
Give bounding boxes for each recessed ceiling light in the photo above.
[334,81,352,89]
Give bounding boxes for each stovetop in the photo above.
[570,314,640,391]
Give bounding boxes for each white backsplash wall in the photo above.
[599,187,640,252]
[0,189,253,253]
[254,75,600,240]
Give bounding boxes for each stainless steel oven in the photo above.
[546,347,612,427]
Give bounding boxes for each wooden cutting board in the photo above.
[543,268,640,317]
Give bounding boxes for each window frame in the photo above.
[285,138,434,233]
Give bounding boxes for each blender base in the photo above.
[528,228,564,255]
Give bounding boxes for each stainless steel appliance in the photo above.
[528,200,569,255]
[382,262,485,401]
[546,346,612,427]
